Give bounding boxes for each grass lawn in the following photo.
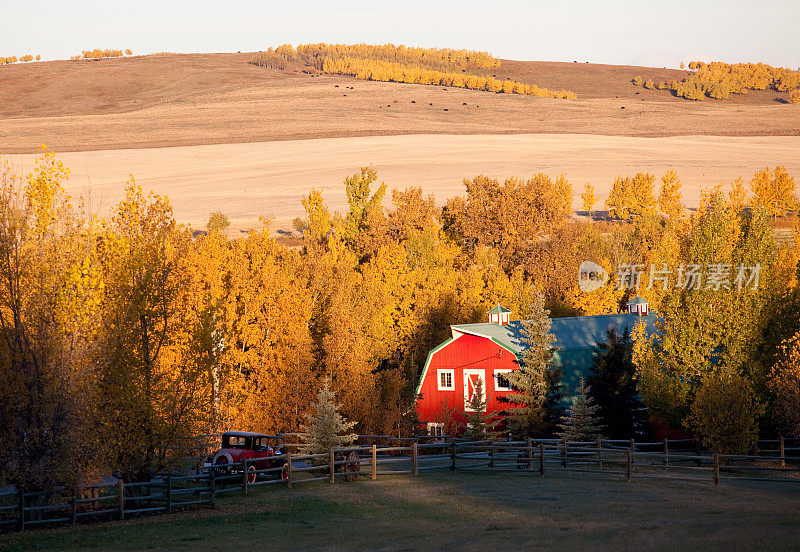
[2,470,799,552]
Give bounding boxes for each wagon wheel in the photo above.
[344,451,360,482]
[247,464,257,484]
[281,461,290,480]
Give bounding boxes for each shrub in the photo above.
[632,75,643,86]
[789,89,800,104]
[689,372,764,454]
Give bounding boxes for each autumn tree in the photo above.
[658,169,683,219]
[768,331,800,437]
[442,173,572,270]
[729,177,748,211]
[633,189,776,444]
[581,183,597,220]
[98,183,208,481]
[750,166,798,218]
[0,151,101,491]
[606,173,657,219]
[689,372,764,454]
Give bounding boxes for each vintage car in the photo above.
[208,431,285,483]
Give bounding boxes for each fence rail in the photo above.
[2,435,798,534]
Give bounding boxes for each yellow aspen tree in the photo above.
[729,177,748,211]
[658,169,683,219]
[581,183,597,220]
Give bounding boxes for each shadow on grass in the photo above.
[2,470,800,552]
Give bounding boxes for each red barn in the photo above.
[415,301,657,436]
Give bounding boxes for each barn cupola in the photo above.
[487,304,511,325]
[626,296,649,316]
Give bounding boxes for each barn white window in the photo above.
[427,422,444,437]
[494,369,512,391]
[437,369,455,390]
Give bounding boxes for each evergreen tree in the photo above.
[463,378,500,441]
[557,378,604,441]
[301,381,357,455]
[502,292,564,437]
[587,327,647,439]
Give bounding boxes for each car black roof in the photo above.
[222,431,273,439]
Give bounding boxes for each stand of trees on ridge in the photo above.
[250,43,577,99]
[2,148,800,492]
[1,54,40,64]
[633,60,800,102]
[69,49,133,61]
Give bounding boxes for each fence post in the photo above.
[18,489,24,531]
[713,453,720,486]
[663,439,669,470]
[209,470,216,508]
[780,435,786,468]
[411,442,419,476]
[629,439,635,472]
[626,449,632,482]
[71,488,78,526]
[242,458,249,494]
[450,442,456,472]
[371,445,377,480]
[117,479,125,520]
[597,437,603,470]
[539,443,545,476]
[562,439,567,468]
[527,438,533,471]
[329,449,335,484]
[286,451,293,488]
[696,439,702,466]
[166,476,172,514]
[489,443,494,469]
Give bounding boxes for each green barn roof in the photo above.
[452,313,658,354]
[627,296,648,305]
[487,304,512,314]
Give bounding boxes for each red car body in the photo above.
[210,431,284,482]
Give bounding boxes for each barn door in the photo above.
[463,369,485,412]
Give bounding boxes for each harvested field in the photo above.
[6,134,800,234]
[0,53,798,154]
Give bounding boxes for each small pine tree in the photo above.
[463,378,500,441]
[501,292,564,437]
[557,378,604,442]
[301,382,357,456]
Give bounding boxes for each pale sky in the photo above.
[3,0,799,69]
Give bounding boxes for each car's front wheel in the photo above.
[247,464,257,484]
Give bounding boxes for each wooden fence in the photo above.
[1,436,797,534]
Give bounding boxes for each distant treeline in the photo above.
[70,48,133,61]
[1,54,40,64]
[250,43,577,99]
[634,61,800,102]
